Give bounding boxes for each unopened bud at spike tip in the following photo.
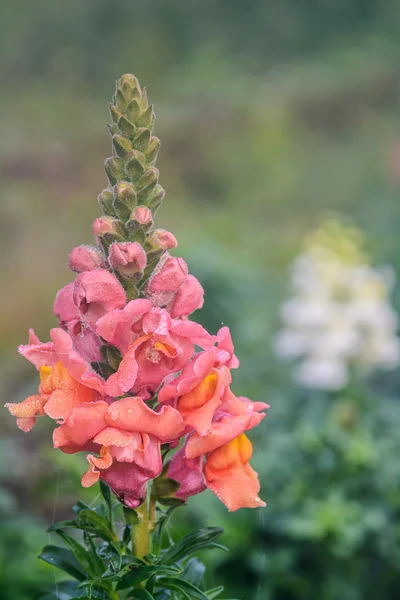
[112,135,132,158]
[113,181,137,221]
[137,105,154,129]
[124,149,146,181]
[126,99,141,123]
[147,184,165,212]
[118,115,136,137]
[144,136,161,165]
[98,188,115,215]
[105,156,125,186]
[133,128,151,152]
[109,104,123,124]
[136,168,159,204]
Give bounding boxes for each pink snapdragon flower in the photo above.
[108,242,147,277]
[68,245,105,273]
[167,395,268,511]
[97,300,216,398]
[5,71,268,515]
[145,253,204,318]
[53,396,184,508]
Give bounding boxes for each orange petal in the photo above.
[82,447,113,487]
[206,433,253,472]
[186,412,265,459]
[5,394,43,420]
[205,461,266,512]
[93,427,134,448]
[16,417,37,433]
[53,400,108,450]
[105,396,184,443]
[178,368,229,436]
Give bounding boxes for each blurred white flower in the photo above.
[274,218,400,390]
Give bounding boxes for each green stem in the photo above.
[132,494,156,559]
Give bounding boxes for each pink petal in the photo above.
[159,350,216,402]
[170,320,216,349]
[96,299,152,354]
[169,275,204,319]
[108,242,147,277]
[50,328,105,393]
[68,245,104,273]
[168,446,206,501]
[215,326,240,369]
[73,269,126,330]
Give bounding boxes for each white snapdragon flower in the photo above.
[275,218,400,390]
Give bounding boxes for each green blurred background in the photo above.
[2,1,400,599]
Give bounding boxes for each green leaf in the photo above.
[182,557,206,587]
[156,577,209,600]
[160,528,224,565]
[123,506,140,526]
[72,500,92,514]
[157,497,185,507]
[47,520,78,532]
[205,586,225,599]
[116,565,181,590]
[128,590,156,600]
[152,507,176,556]
[39,545,86,581]
[77,509,117,541]
[99,481,112,510]
[55,530,99,577]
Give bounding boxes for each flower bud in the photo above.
[112,134,132,157]
[68,245,104,273]
[104,156,125,186]
[124,149,145,181]
[108,242,147,278]
[146,229,178,251]
[109,104,123,124]
[134,206,153,225]
[98,188,114,215]
[133,127,151,152]
[115,75,141,111]
[136,167,159,204]
[137,105,154,129]
[118,115,136,137]
[126,99,141,123]
[147,184,165,212]
[92,216,118,237]
[146,254,188,307]
[125,206,153,242]
[144,136,161,165]
[113,181,137,221]
[92,217,125,247]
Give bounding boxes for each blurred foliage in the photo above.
[2,1,400,599]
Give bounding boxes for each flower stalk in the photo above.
[5,72,268,599]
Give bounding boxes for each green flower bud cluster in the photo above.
[98,74,164,240]
[94,75,175,297]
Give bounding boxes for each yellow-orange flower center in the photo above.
[206,433,253,473]
[178,373,218,412]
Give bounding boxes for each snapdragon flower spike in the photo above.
[5,73,267,513]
